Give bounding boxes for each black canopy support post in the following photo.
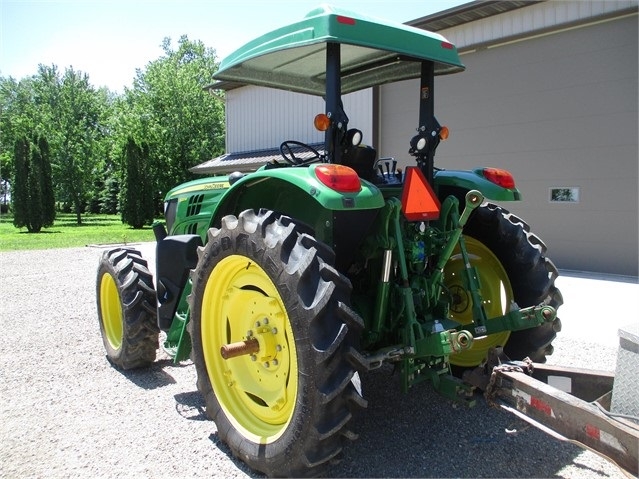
[418,60,438,185]
[325,42,346,164]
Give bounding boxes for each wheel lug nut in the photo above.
[263,318,269,325]
[272,359,278,366]
[271,327,278,334]
[250,355,257,361]
[264,361,270,368]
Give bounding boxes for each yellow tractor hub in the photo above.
[445,236,513,367]
[201,255,298,444]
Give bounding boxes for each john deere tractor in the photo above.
[96,6,562,477]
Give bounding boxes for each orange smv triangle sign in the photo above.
[401,166,441,221]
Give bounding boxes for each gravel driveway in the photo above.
[0,244,633,478]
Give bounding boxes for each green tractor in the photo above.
[96,6,562,477]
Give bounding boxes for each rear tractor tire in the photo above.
[444,203,563,367]
[188,209,365,477]
[96,248,159,369]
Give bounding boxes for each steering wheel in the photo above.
[279,141,322,165]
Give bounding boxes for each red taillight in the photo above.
[441,41,454,50]
[315,165,361,193]
[483,168,516,189]
[337,15,356,25]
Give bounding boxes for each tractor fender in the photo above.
[210,164,385,233]
[434,168,522,202]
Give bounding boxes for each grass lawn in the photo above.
[0,213,157,251]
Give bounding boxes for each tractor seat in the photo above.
[342,145,377,182]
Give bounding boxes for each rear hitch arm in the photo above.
[428,190,483,301]
[473,303,559,337]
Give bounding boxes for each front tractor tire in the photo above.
[96,248,159,369]
[445,203,563,367]
[188,209,365,477]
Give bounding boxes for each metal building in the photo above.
[198,0,638,276]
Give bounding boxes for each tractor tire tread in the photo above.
[96,248,158,370]
[465,203,563,363]
[188,209,364,477]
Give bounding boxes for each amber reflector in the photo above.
[439,126,450,140]
[314,113,331,131]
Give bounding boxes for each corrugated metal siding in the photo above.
[380,14,638,276]
[226,86,373,153]
[443,0,637,50]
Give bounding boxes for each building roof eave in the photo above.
[407,1,536,32]
[190,143,325,175]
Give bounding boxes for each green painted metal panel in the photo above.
[163,176,231,238]
[164,176,231,200]
[163,164,384,240]
[213,5,464,95]
[434,169,522,201]
[222,164,385,211]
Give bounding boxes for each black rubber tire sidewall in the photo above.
[189,210,363,476]
[188,210,365,477]
[96,248,159,369]
[463,203,563,362]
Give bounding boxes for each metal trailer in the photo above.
[465,325,639,477]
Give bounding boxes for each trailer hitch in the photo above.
[462,346,533,393]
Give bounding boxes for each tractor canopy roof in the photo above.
[213,4,465,96]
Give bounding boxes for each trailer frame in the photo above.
[464,347,639,476]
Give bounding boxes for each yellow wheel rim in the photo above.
[201,255,298,444]
[444,237,513,367]
[99,273,123,350]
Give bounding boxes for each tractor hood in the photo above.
[213,5,465,96]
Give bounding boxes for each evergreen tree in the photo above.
[27,141,44,232]
[121,138,154,228]
[38,136,56,226]
[101,174,120,214]
[12,137,30,229]
[11,136,55,232]
[88,176,104,214]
